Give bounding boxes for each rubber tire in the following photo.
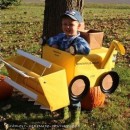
[99,71,119,94]
[69,75,90,104]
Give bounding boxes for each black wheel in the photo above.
[99,71,119,94]
[69,75,90,103]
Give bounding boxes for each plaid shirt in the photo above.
[48,33,90,54]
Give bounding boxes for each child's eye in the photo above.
[62,23,74,27]
[70,24,74,26]
[63,23,68,26]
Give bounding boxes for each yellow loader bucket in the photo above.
[2,50,70,111]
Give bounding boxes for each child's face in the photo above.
[62,18,80,37]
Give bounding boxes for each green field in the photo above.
[0,3,130,130]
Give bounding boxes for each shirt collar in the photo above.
[63,32,80,43]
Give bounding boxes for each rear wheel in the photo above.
[69,75,90,103]
[99,71,119,94]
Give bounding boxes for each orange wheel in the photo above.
[0,75,13,100]
[81,86,105,110]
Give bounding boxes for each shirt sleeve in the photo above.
[74,37,91,54]
[47,33,64,46]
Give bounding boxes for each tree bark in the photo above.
[66,0,84,13]
[43,0,67,39]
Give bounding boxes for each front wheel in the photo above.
[69,75,90,103]
[99,71,119,94]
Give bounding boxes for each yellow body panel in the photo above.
[5,55,70,111]
[38,69,69,111]
[2,40,125,111]
[42,46,117,87]
[42,46,75,85]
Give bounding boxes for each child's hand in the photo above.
[39,37,46,46]
[69,46,76,55]
[65,48,70,52]
[39,38,43,45]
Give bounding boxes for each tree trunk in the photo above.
[43,0,84,39]
[43,0,67,39]
[66,0,84,13]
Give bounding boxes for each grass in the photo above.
[0,4,43,58]
[0,2,130,130]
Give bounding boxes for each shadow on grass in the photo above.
[0,93,67,130]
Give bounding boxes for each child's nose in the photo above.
[66,25,70,28]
